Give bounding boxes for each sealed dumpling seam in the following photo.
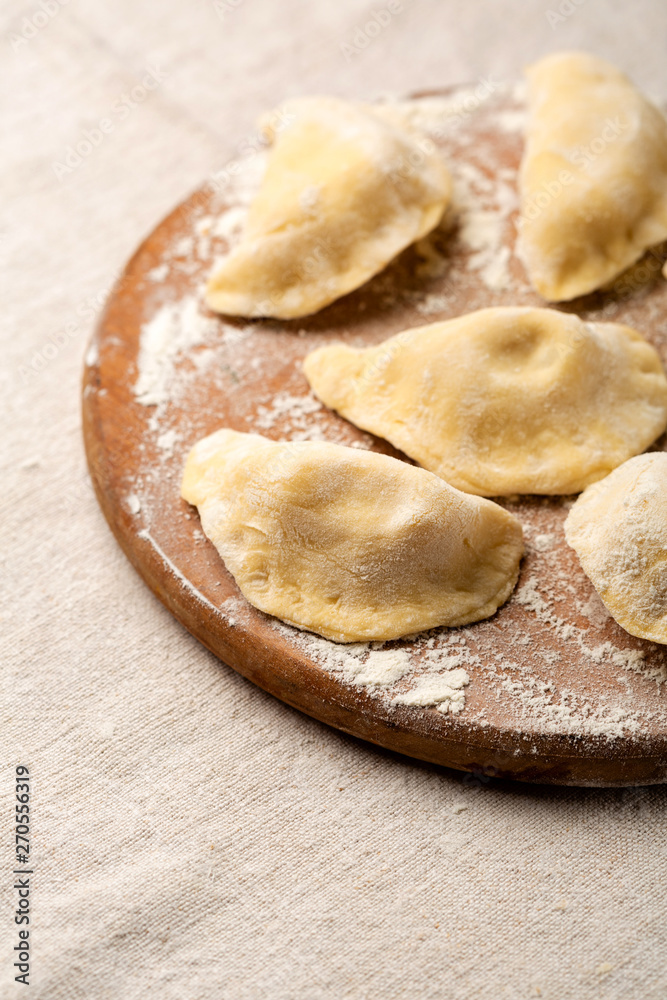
[205,95,452,319]
[518,51,667,301]
[181,428,524,643]
[303,306,667,496]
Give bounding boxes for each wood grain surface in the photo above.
[82,86,667,786]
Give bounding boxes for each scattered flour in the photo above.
[533,533,555,552]
[119,85,667,740]
[85,341,99,367]
[210,206,248,245]
[348,648,413,687]
[374,92,523,293]
[218,596,477,713]
[453,162,517,291]
[392,669,470,714]
[371,87,503,137]
[579,592,611,630]
[126,493,141,515]
[255,391,324,439]
[172,235,195,259]
[156,429,179,455]
[513,571,654,676]
[415,293,451,317]
[147,263,169,283]
[134,296,218,408]
[496,108,527,133]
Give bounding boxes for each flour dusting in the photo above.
[393,669,470,714]
[218,595,477,713]
[134,296,218,408]
[453,161,518,291]
[117,85,667,740]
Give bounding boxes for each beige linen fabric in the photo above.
[2,1,667,997]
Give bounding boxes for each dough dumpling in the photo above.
[565,453,667,644]
[518,52,667,301]
[181,429,523,643]
[205,96,452,319]
[303,307,667,497]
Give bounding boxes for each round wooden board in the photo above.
[83,85,667,786]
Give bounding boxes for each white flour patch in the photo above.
[392,669,470,714]
[453,162,518,291]
[134,296,218,408]
[533,533,556,552]
[157,429,179,455]
[173,235,195,259]
[415,293,451,317]
[210,206,248,245]
[496,108,527,132]
[85,341,99,367]
[347,648,413,687]
[147,263,169,283]
[255,391,324,437]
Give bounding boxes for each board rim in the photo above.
[82,87,667,787]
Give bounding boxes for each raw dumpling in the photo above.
[518,51,667,301]
[181,428,523,643]
[205,96,452,319]
[565,453,667,644]
[303,307,667,497]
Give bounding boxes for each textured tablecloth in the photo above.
[3,1,667,997]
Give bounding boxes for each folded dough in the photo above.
[303,307,667,496]
[205,96,452,319]
[181,429,523,642]
[518,51,667,301]
[565,453,667,644]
